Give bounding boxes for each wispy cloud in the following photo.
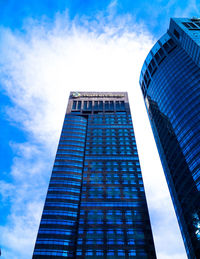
[0,9,186,259]
[0,142,53,258]
[174,0,200,17]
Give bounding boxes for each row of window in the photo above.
[53,167,82,173]
[36,238,72,246]
[83,171,141,177]
[86,150,136,154]
[83,174,141,181]
[78,229,145,237]
[38,228,73,235]
[77,239,145,245]
[80,202,142,207]
[63,124,86,130]
[51,173,82,180]
[85,161,139,166]
[59,141,85,147]
[48,187,80,193]
[83,186,140,193]
[182,21,200,30]
[89,121,132,126]
[41,218,143,226]
[63,121,86,127]
[81,194,140,199]
[82,187,143,192]
[41,219,76,226]
[43,210,77,217]
[86,146,135,150]
[58,146,84,152]
[82,180,143,185]
[78,219,143,225]
[72,100,126,112]
[89,117,132,123]
[54,161,82,167]
[86,151,136,155]
[50,180,81,186]
[45,202,79,209]
[55,156,83,162]
[90,137,135,143]
[64,115,86,122]
[57,151,84,156]
[86,141,136,146]
[76,249,147,257]
[86,156,140,161]
[47,194,79,201]
[87,135,134,139]
[34,249,71,257]
[86,136,135,141]
[88,135,135,139]
[87,128,133,132]
[83,178,141,184]
[88,125,133,128]
[34,248,147,257]
[62,129,86,134]
[88,114,131,119]
[60,137,85,143]
[83,209,143,217]
[84,171,141,176]
[87,130,134,136]
[61,132,85,137]
[84,193,140,198]
[83,174,142,181]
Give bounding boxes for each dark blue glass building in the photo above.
[139,18,200,259]
[33,92,156,258]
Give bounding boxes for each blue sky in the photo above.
[0,1,199,258]
[1,0,199,35]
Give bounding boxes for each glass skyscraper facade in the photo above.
[33,92,156,258]
[140,18,200,259]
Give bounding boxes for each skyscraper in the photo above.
[139,18,200,259]
[33,92,156,258]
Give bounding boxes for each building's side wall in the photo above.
[33,115,87,258]
[76,112,156,258]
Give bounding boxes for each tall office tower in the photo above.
[33,92,156,258]
[139,18,200,259]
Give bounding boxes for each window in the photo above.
[118,250,125,256]
[76,250,82,256]
[107,250,114,256]
[194,21,200,27]
[128,239,135,245]
[85,250,93,256]
[96,250,103,256]
[129,250,136,256]
[174,29,180,39]
[83,101,87,110]
[72,101,77,110]
[182,22,199,30]
[77,101,81,110]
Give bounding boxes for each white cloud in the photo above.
[0,10,186,259]
[0,142,52,258]
[0,181,14,201]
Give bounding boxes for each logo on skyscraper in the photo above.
[72,92,81,98]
